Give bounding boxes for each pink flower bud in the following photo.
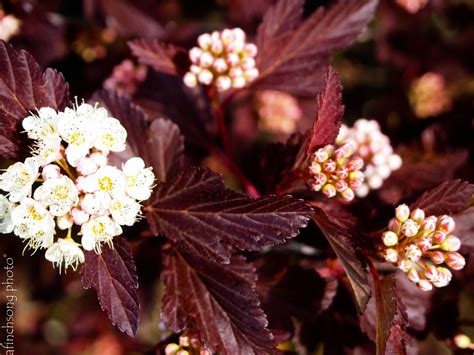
[454,334,472,349]
[382,231,398,246]
[401,219,419,237]
[398,258,412,272]
[418,279,433,291]
[198,70,213,85]
[314,148,329,163]
[384,248,398,263]
[183,72,198,88]
[313,172,327,186]
[405,244,422,261]
[309,162,321,175]
[164,343,180,355]
[340,188,355,202]
[445,252,465,270]
[336,167,349,180]
[410,208,425,223]
[322,160,336,173]
[389,154,402,170]
[322,184,336,198]
[407,268,420,283]
[417,236,432,252]
[367,175,383,189]
[433,267,452,287]
[432,230,446,244]
[89,152,108,168]
[244,68,259,81]
[244,43,258,57]
[57,214,73,230]
[226,53,240,66]
[229,67,243,79]
[77,157,98,176]
[211,39,224,54]
[42,164,61,180]
[421,216,437,232]
[440,235,461,251]
[395,204,410,222]
[190,64,201,74]
[431,251,445,264]
[189,47,203,62]
[347,156,364,171]
[198,33,212,49]
[438,215,455,233]
[199,52,214,68]
[216,76,232,92]
[388,218,401,233]
[424,265,439,282]
[213,58,228,73]
[232,77,246,88]
[71,207,90,225]
[310,182,322,191]
[241,57,255,70]
[334,143,353,160]
[335,180,348,192]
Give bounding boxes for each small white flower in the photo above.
[45,238,85,273]
[110,196,141,226]
[22,107,60,141]
[71,207,90,225]
[0,195,15,234]
[94,117,127,152]
[11,198,55,251]
[80,191,111,216]
[122,157,155,200]
[0,157,40,202]
[90,166,127,198]
[81,216,122,253]
[34,176,79,217]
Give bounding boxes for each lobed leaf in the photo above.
[411,179,474,216]
[129,39,182,75]
[313,203,370,313]
[253,0,378,96]
[161,248,276,354]
[81,238,140,337]
[92,90,184,182]
[146,167,313,263]
[0,41,70,159]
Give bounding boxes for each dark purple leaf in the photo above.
[0,41,70,159]
[81,238,140,337]
[129,39,182,75]
[161,248,276,354]
[92,90,184,183]
[253,0,378,96]
[411,180,474,216]
[146,167,313,263]
[313,203,370,313]
[454,207,474,254]
[293,66,344,169]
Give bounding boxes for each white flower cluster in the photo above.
[0,103,155,272]
[337,119,402,197]
[183,28,259,92]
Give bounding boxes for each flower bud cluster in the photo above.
[256,90,302,138]
[164,334,211,355]
[183,28,258,92]
[307,143,365,202]
[103,59,147,96]
[0,10,21,42]
[0,102,155,272]
[337,119,402,197]
[382,204,465,291]
[409,72,452,118]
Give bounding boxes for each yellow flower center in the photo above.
[16,171,31,186]
[28,206,43,221]
[98,176,113,191]
[127,175,137,188]
[53,185,69,200]
[101,133,115,147]
[92,222,105,236]
[70,131,85,146]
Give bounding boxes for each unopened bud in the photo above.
[42,164,61,180]
[198,70,213,85]
[384,248,398,263]
[395,204,410,222]
[340,188,355,201]
[454,334,472,349]
[71,207,90,225]
[421,216,437,232]
[401,219,419,237]
[430,251,445,264]
[165,343,180,355]
[438,215,455,233]
[440,235,461,251]
[424,265,439,282]
[445,252,465,270]
[183,72,198,88]
[216,76,232,91]
[322,160,336,173]
[57,214,73,230]
[405,244,422,261]
[388,218,401,233]
[382,231,398,247]
[407,268,420,283]
[432,230,446,244]
[418,279,433,291]
[322,184,336,198]
[398,258,412,272]
[410,208,425,223]
[314,149,329,163]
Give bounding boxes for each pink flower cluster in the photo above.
[183,28,259,92]
[382,204,465,291]
[256,90,302,137]
[307,143,365,202]
[337,119,402,197]
[103,59,147,96]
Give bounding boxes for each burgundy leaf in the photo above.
[253,0,378,96]
[146,167,313,263]
[82,238,140,337]
[361,274,414,355]
[129,39,181,75]
[0,41,70,159]
[161,248,276,354]
[313,204,370,313]
[411,180,474,216]
[454,207,474,254]
[92,90,184,182]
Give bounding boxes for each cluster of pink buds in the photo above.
[337,119,402,197]
[396,0,428,14]
[0,9,21,42]
[183,28,259,92]
[103,59,147,96]
[307,143,365,202]
[256,90,302,138]
[164,334,210,355]
[382,204,465,291]
[409,72,452,118]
